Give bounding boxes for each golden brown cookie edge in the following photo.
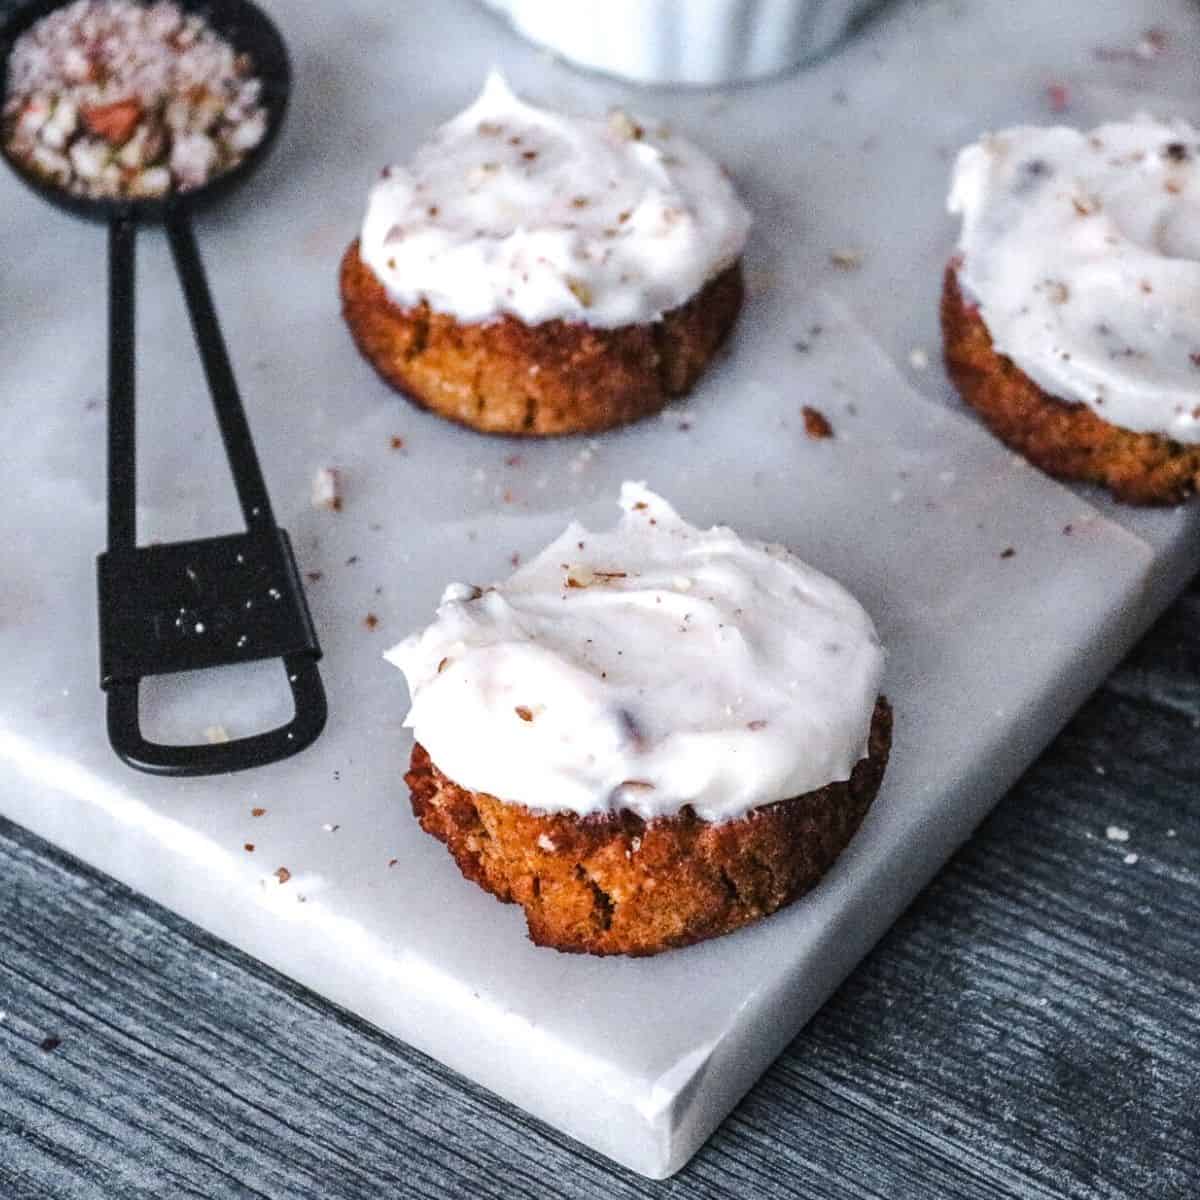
[340,239,743,437]
[941,265,1200,505]
[404,697,892,957]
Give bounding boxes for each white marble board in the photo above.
[2,0,1199,1180]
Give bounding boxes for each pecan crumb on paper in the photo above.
[802,406,834,439]
[311,467,342,511]
[1046,83,1070,114]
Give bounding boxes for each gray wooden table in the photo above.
[3,572,1198,1197]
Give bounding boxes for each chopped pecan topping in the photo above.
[82,98,142,144]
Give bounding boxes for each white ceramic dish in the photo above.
[478,0,880,85]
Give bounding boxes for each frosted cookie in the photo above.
[387,484,890,957]
[340,73,749,436]
[943,117,1200,504]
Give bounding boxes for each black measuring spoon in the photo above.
[0,0,326,775]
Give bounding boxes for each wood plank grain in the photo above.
[1,586,1197,1199]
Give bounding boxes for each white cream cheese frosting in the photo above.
[386,484,883,824]
[359,72,751,329]
[949,116,1200,442]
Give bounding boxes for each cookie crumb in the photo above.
[830,248,863,270]
[606,109,643,141]
[311,467,342,511]
[802,406,834,439]
[39,1036,61,1053]
[274,867,291,884]
[1046,279,1070,305]
[1138,28,1167,58]
[205,724,229,744]
[364,613,379,630]
[1046,83,1070,114]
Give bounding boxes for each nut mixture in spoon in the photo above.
[3,0,266,199]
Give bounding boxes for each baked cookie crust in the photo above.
[340,239,743,436]
[405,698,892,957]
[941,266,1200,505]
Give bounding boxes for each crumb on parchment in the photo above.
[802,406,834,439]
[311,467,342,511]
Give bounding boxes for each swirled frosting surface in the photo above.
[359,72,751,329]
[949,117,1200,441]
[386,484,883,823]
